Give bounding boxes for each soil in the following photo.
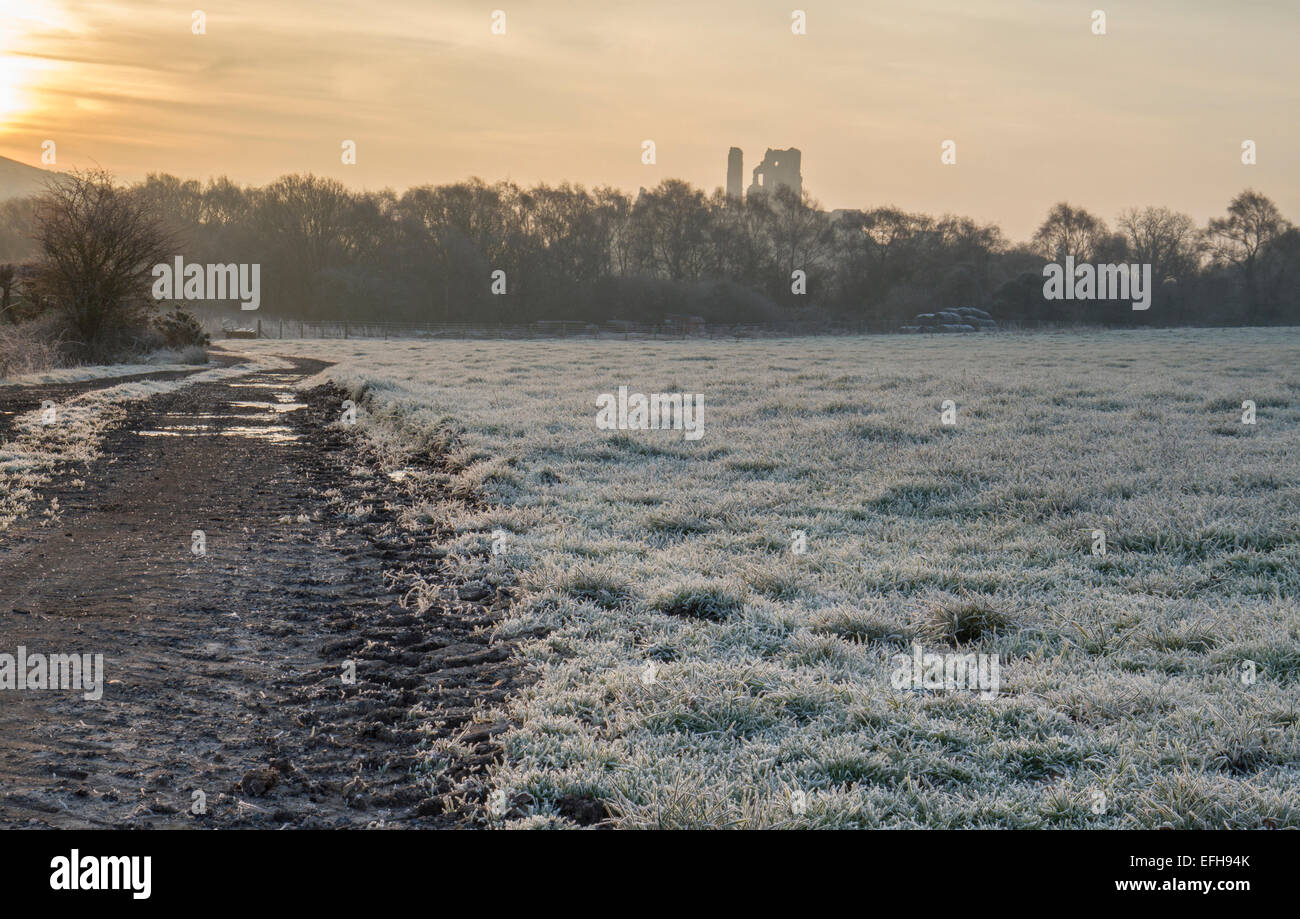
[0,357,522,828]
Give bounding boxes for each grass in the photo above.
[0,349,211,386]
[921,595,1013,646]
[233,328,1300,828]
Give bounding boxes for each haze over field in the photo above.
[0,0,1297,238]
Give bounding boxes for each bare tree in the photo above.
[1116,206,1203,311]
[33,170,172,354]
[1117,207,1202,279]
[1032,202,1109,262]
[631,180,715,281]
[1207,189,1292,317]
[764,187,832,302]
[253,174,355,315]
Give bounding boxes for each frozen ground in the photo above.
[215,329,1300,827]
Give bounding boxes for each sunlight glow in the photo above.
[0,56,29,121]
[0,0,74,125]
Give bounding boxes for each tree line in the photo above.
[2,171,1297,337]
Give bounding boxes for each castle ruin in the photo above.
[726,147,802,202]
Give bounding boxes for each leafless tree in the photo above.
[32,169,172,354]
[765,187,832,290]
[1117,207,1203,280]
[631,180,715,281]
[1207,189,1292,316]
[1032,202,1109,262]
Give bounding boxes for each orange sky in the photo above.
[1,0,1297,240]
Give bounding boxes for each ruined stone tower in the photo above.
[747,148,802,201]
[726,147,744,201]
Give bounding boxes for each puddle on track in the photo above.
[136,379,309,444]
[227,400,308,413]
[138,427,299,443]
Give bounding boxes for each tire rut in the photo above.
[0,357,521,828]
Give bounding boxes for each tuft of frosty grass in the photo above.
[235,330,1298,828]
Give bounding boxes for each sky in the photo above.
[0,0,1297,240]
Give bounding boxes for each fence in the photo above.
[209,316,1193,342]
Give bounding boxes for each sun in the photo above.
[0,55,30,121]
[0,0,74,126]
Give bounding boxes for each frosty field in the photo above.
[237,328,1300,828]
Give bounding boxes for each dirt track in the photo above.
[0,365,217,442]
[0,357,520,828]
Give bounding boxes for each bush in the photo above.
[32,170,172,359]
[154,307,210,348]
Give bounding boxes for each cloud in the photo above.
[0,0,1296,238]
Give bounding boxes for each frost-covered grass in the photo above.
[0,349,210,387]
[237,329,1300,828]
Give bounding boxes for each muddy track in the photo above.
[0,360,235,442]
[0,357,521,828]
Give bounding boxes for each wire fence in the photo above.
[208,316,1195,342]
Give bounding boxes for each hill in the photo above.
[0,155,51,200]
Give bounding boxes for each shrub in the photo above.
[154,307,210,348]
[31,169,171,359]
